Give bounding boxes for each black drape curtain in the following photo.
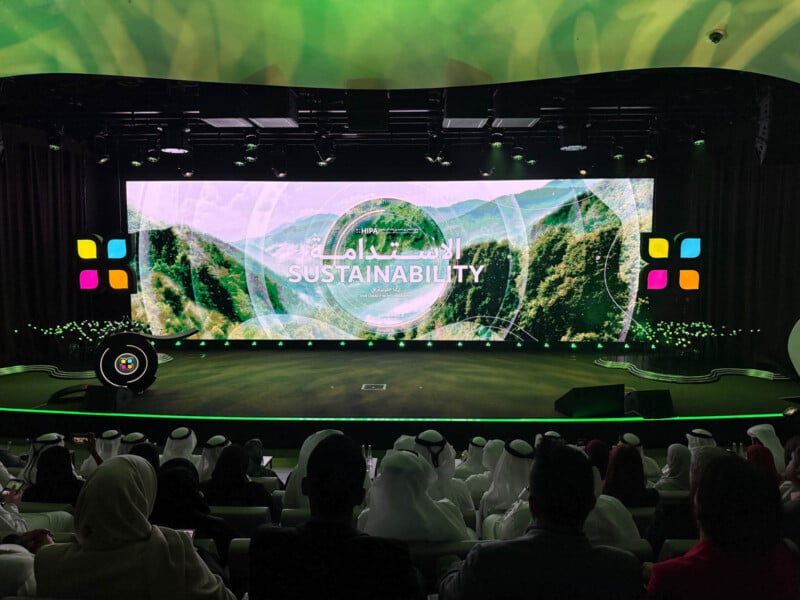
[678,128,800,374]
[0,123,101,365]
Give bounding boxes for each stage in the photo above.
[2,348,798,419]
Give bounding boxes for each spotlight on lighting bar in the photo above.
[160,124,191,154]
[443,87,489,129]
[491,87,541,128]
[558,120,589,151]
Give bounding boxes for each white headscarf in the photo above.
[160,427,197,465]
[583,494,641,546]
[120,432,149,454]
[747,423,785,473]
[33,455,229,599]
[359,450,471,542]
[79,430,123,478]
[415,430,474,512]
[197,435,231,482]
[686,428,716,455]
[534,431,562,447]
[454,436,487,479]
[20,433,64,485]
[478,439,534,531]
[654,444,691,491]
[465,438,505,501]
[283,429,343,510]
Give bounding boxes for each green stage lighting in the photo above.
[251,341,257,347]
[368,341,374,347]
[340,341,346,347]
[457,342,463,347]
[278,341,284,347]
[199,341,206,347]
[398,341,405,348]
[426,341,433,347]
[175,341,182,347]
[516,342,522,348]
[596,343,604,349]
[485,342,491,347]
[544,342,550,348]
[307,341,313,346]
[224,341,230,346]
[570,343,577,349]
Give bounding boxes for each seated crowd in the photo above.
[0,423,797,599]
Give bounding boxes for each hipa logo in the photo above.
[639,232,702,292]
[75,234,136,293]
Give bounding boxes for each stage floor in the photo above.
[1,350,798,421]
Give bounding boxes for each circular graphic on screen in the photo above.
[114,353,139,375]
[319,198,450,330]
[95,332,158,394]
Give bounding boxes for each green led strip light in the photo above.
[0,2,798,88]
[0,407,782,423]
[594,358,791,383]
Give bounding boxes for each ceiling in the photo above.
[0,1,798,89]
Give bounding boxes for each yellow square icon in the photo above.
[648,238,669,259]
[679,269,700,290]
[108,269,129,290]
[77,239,98,260]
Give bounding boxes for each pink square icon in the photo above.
[647,269,668,290]
[79,269,99,290]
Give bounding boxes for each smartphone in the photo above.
[71,435,89,444]
[2,479,23,501]
[177,529,195,541]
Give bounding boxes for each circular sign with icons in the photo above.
[95,332,158,394]
[114,353,139,375]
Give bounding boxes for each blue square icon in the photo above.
[680,237,701,259]
[107,238,128,260]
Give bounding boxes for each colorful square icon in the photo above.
[647,269,668,290]
[106,238,128,260]
[79,269,100,290]
[680,238,701,259]
[108,269,130,290]
[679,269,700,290]
[77,238,98,260]
[648,238,669,259]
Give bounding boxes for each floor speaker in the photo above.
[624,389,674,419]
[554,384,625,418]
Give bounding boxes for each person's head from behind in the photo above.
[528,438,595,530]
[746,444,783,485]
[603,444,645,502]
[128,442,160,474]
[302,433,366,521]
[34,445,75,486]
[74,455,157,549]
[695,453,781,559]
[689,446,728,496]
[211,443,249,484]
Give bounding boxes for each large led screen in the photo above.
[127,179,653,342]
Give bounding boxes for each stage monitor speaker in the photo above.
[624,390,674,419]
[554,384,625,418]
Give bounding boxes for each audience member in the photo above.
[198,434,231,482]
[653,444,691,491]
[534,430,562,447]
[128,442,161,473]
[249,433,425,600]
[619,433,661,482]
[477,439,534,533]
[28,455,235,599]
[747,423,785,472]
[19,433,64,485]
[0,446,24,469]
[200,444,271,507]
[686,428,716,457]
[583,489,641,547]
[359,449,472,542]
[283,429,343,510]
[150,458,237,564]
[783,434,800,474]
[645,446,727,558]
[415,429,474,514]
[160,426,198,465]
[439,438,643,600]
[454,436,487,479]
[78,429,122,477]
[119,431,149,454]
[0,484,27,537]
[21,445,84,505]
[464,438,504,502]
[585,439,610,480]
[646,453,797,599]
[243,438,282,483]
[603,444,659,507]
[746,444,783,486]
[780,447,800,503]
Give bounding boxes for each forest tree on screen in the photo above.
[127,179,652,341]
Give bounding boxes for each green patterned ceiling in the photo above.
[1,0,798,89]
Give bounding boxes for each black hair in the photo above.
[695,453,782,559]
[529,438,595,529]
[305,433,366,518]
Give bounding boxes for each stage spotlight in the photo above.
[511,146,525,161]
[480,166,495,177]
[578,168,588,177]
[94,133,111,165]
[271,145,288,178]
[612,144,625,160]
[179,159,195,178]
[146,147,161,164]
[526,158,537,166]
[130,155,144,168]
[490,132,504,149]
[244,133,259,151]
[558,120,589,152]
[692,129,706,146]
[160,124,191,155]
[636,157,648,164]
